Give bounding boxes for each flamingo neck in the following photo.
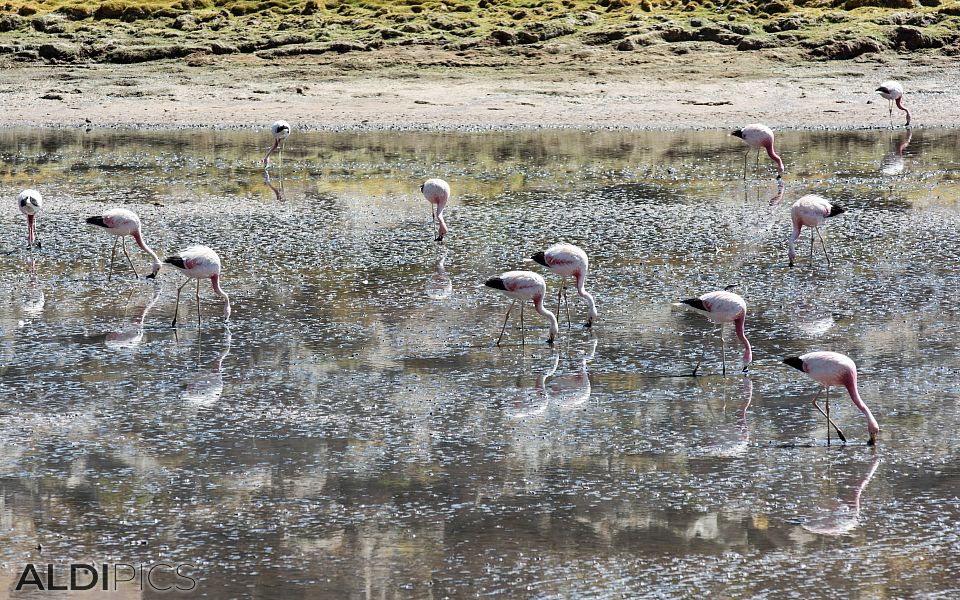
[734,314,752,365]
[533,296,558,343]
[764,141,785,175]
[787,221,802,263]
[132,231,162,276]
[263,139,280,165]
[26,214,35,244]
[211,274,231,321]
[575,273,598,320]
[844,373,880,440]
[895,97,911,126]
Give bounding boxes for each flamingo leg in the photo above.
[810,229,815,260]
[811,386,847,443]
[171,277,192,328]
[755,148,761,178]
[121,237,139,277]
[496,300,516,346]
[692,329,709,376]
[196,278,202,329]
[563,288,572,329]
[109,237,119,279]
[719,323,727,376]
[742,149,750,180]
[520,303,525,346]
[815,227,831,266]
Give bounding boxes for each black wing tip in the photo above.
[484,277,507,291]
[828,204,846,217]
[86,216,106,227]
[681,298,706,311]
[876,86,889,93]
[164,256,186,269]
[531,251,547,267]
[731,129,744,138]
[782,357,805,371]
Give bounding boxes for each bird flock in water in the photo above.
[14,82,911,447]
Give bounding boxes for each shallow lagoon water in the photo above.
[0,127,959,597]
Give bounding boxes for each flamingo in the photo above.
[86,208,162,279]
[17,189,42,249]
[875,81,911,127]
[484,270,558,346]
[420,178,450,242]
[732,123,784,179]
[164,245,231,328]
[531,243,598,328]
[263,120,291,168]
[681,290,752,376]
[788,194,845,267]
[782,351,880,446]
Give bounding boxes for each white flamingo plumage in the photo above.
[732,123,784,179]
[420,178,450,242]
[681,290,752,376]
[788,194,845,267]
[263,120,291,168]
[484,270,559,346]
[783,351,881,446]
[875,80,911,127]
[163,245,231,328]
[86,208,162,279]
[531,243,597,328]
[17,189,42,249]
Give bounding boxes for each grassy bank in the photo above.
[0,0,958,64]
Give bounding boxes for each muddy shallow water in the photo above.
[0,127,958,598]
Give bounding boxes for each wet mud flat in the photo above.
[0,127,959,597]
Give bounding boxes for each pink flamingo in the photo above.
[17,189,42,249]
[875,81,911,127]
[782,351,881,446]
[681,290,752,376]
[263,120,291,168]
[484,270,559,346]
[732,123,784,179]
[420,178,450,241]
[788,194,845,267]
[531,243,597,328]
[86,208,162,279]
[164,245,231,328]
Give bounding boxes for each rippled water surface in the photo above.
[1,127,959,598]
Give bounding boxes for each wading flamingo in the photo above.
[17,189,42,249]
[875,81,911,127]
[484,270,558,346]
[782,351,880,446]
[788,194,845,267]
[420,178,450,242]
[681,290,752,376]
[164,245,231,328]
[263,120,291,168]
[531,243,597,328]
[86,208,162,279]
[732,124,784,179]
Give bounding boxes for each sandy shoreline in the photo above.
[1,48,957,131]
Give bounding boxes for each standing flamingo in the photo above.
[17,189,42,249]
[788,194,845,267]
[484,270,558,346]
[263,120,291,168]
[86,208,162,279]
[875,81,911,127]
[531,243,597,328]
[681,290,752,376]
[782,351,880,446]
[164,245,231,328]
[732,124,784,179]
[420,178,450,242]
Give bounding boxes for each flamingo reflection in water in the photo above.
[183,331,232,408]
[424,247,452,300]
[104,287,162,350]
[880,128,912,177]
[702,376,753,459]
[801,455,881,536]
[504,340,597,419]
[264,167,284,201]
